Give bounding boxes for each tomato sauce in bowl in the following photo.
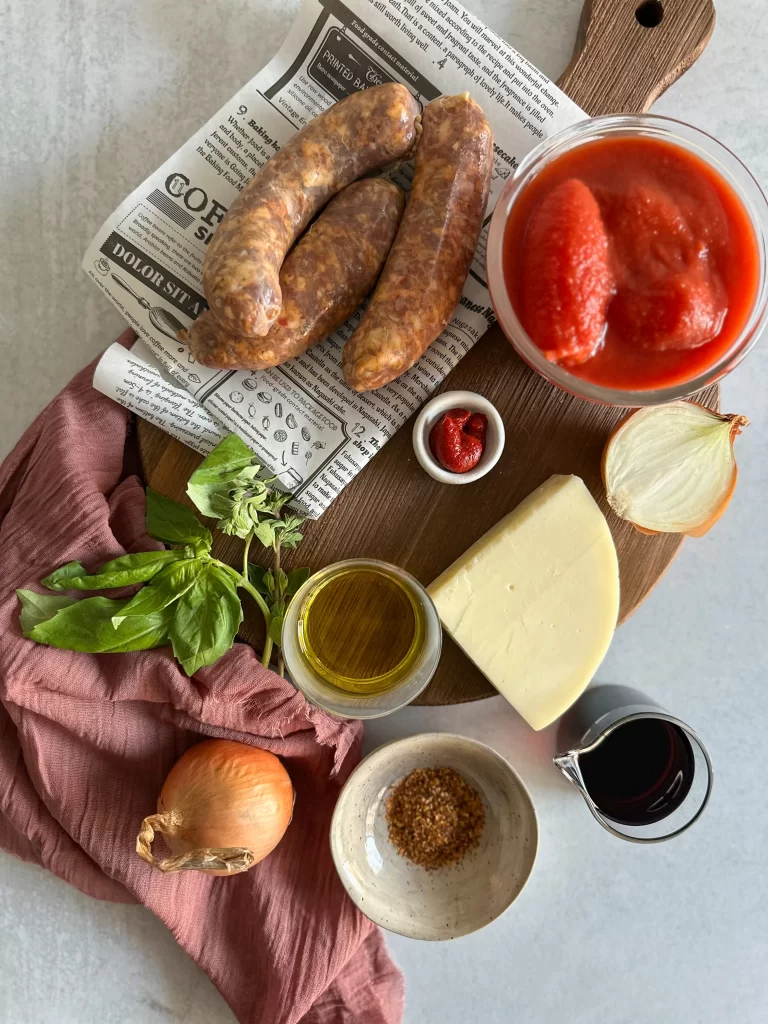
[504,136,759,390]
[487,116,768,404]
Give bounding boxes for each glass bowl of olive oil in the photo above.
[282,559,442,719]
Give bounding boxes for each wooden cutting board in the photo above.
[139,0,718,705]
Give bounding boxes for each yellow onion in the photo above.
[603,402,748,537]
[136,739,294,876]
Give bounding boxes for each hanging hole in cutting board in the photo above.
[635,1,665,28]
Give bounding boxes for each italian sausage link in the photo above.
[342,93,493,392]
[185,179,405,370]
[203,83,421,338]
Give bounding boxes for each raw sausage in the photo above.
[343,93,493,392]
[187,180,404,369]
[343,93,492,392]
[203,84,421,338]
[185,179,405,370]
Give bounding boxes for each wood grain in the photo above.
[559,0,716,115]
[140,331,719,703]
[138,0,718,705]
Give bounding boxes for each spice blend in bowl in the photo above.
[385,767,485,870]
[330,733,538,940]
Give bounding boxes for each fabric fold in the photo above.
[0,331,403,1024]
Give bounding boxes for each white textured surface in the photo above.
[2,1,768,1022]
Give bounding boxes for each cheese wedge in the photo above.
[428,475,619,730]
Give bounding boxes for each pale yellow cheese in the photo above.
[427,475,619,730]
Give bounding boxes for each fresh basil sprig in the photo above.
[17,435,309,677]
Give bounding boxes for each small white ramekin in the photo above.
[412,390,505,485]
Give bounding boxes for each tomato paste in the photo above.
[503,136,760,390]
[429,409,487,472]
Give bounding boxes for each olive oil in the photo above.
[297,565,425,695]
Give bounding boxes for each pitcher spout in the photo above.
[553,750,584,791]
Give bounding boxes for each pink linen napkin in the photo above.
[0,330,403,1024]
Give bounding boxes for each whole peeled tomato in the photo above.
[610,271,726,351]
[599,182,699,282]
[521,178,614,366]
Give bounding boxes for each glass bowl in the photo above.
[486,114,768,407]
[281,558,442,719]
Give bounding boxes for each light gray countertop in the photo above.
[2,1,767,1021]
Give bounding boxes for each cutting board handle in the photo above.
[557,0,716,115]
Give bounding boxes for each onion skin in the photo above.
[136,739,294,876]
[601,403,748,538]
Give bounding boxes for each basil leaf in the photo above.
[269,614,284,648]
[112,558,204,625]
[28,597,172,653]
[186,434,261,519]
[247,563,269,595]
[263,570,275,595]
[285,567,310,595]
[146,488,212,554]
[98,551,182,575]
[168,563,242,676]
[42,550,183,591]
[17,590,78,634]
[41,561,87,589]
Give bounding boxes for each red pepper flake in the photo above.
[429,408,488,473]
[385,766,485,870]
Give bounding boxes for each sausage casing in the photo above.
[186,179,405,370]
[203,84,421,338]
[342,94,493,392]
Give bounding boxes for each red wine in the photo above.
[579,718,695,826]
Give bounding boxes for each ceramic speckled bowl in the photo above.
[330,733,538,940]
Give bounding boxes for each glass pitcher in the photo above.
[554,685,713,843]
